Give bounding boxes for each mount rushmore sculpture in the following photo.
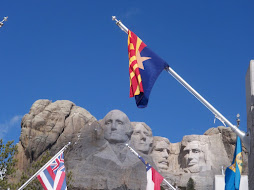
[15,99,248,190]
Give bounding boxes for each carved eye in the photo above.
[116,120,123,125]
[144,132,149,136]
[184,150,190,155]
[105,120,112,125]
[193,149,200,153]
[156,148,163,152]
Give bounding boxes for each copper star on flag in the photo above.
[136,50,151,70]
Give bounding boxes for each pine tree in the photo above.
[16,151,52,189]
[186,177,195,190]
[0,139,18,189]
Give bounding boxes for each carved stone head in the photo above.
[131,122,153,154]
[180,135,211,173]
[102,110,133,144]
[150,136,170,171]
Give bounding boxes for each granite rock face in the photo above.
[65,110,153,190]
[16,100,248,190]
[19,99,96,164]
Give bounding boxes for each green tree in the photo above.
[186,177,195,190]
[16,151,52,189]
[0,139,18,189]
[0,139,72,189]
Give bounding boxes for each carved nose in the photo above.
[111,121,117,130]
[188,151,194,159]
[162,149,168,158]
[140,133,146,140]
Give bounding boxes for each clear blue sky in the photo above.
[1,0,253,144]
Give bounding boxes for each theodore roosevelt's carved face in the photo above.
[150,137,170,171]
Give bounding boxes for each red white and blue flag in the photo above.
[139,156,164,190]
[37,152,67,190]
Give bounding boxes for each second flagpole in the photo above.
[126,144,176,190]
[18,142,71,190]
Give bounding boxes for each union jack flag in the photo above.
[37,152,67,190]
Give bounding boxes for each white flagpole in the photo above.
[18,142,71,190]
[112,16,250,152]
[126,144,177,190]
[165,66,250,151]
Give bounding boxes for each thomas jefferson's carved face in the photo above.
[131,123,153,154]
[103,110,132,144]
[151,139,170,171]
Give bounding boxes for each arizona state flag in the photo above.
[225,136,243,190]
[128,30,169,108]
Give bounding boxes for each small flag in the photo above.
[225,136,243,190]
[37,152,67,190]
[139,156,164,190]
[128,30,169,108]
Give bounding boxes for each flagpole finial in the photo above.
[64,142,71,151]
[111,16,128,34]
[0,16,8,28]
[236,114,240,128]
[112,16,116,21]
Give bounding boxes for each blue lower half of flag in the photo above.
[135,46,168,108]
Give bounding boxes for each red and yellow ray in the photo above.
[128,30,148,97]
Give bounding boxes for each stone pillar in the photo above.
[245,60,254,190]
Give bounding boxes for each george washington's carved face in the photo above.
[103,110,133,144]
